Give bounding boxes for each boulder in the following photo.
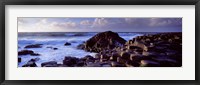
[125,60,140,67]
[111,61,125,67]
[18,50,41,56]
[47,47,58,50]
[85,55,95,63]
[18,58,21,62]
[63,56,78,66]
[30,53,40,56]
[77,31,126,52]
[94,53,101,59]
[29,58,40,62]
[133,41,149,51]
[18,50,34,55]
[120,52,130,60]
[22,59,37,67]
[100,54,110,60]
[25,44,42,48]
[76,61,85,67]
[110,53,120,61]
[53,48,58,50]
[117,57,126,64]
[127,45,140,50]
[130,54,142,61]
[41,61,58,67]
[100,59,108,62]
[81,55,94,61]
[64,42,71,46]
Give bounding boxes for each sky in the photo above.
[18,17,182,32]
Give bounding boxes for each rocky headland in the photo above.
[19,31,182,67]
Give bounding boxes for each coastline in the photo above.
[18,31,182,67]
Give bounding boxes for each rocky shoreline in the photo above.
[18,31,182,67]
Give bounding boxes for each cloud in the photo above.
[18,17,182,32]
[41,19,47,24]
[125,18,136,24]
[18,18,78,32]
[55,22,77,28]
[80,20,93,25]
[149,18,182,27]
[35,18,76,29]
[149,18,177,27]
[92,18,109,27]
[124,18,182,28]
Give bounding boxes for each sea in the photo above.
[18,32,144,67]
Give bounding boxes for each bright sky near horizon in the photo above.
[18,17,182,32]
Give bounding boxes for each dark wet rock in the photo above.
[127,45,141,50]
[64,42,71,46]
[63,56,79,66]
[100,59,108,62]
[130,54,143,61]
[47,47,58,50]
[30,58,40,62]
[22,59,37,67]
[120,52,130,60]
[53,48,58,50]
[110,53,120,61]
[30,53,40,56]
[100,54,109,60]
[168,54,182,63]
[47,46,53,49]
[140,60,160,67]
[77,31,126,52]
[125,60,140,67]
[101,63,111,67]
[25,44,42,48]
[142,51,157,57]
[18,50,41,56]
[80,55,95,64]
[81,55,94,61]
[111,61,125,67]
[77,44,85,49]
[86,57,95,63]
[94,53,101,59]
[22,62,37,67]
[86,62,101,67]
[41,61,58,67]
[117,57,126,64]
[76,61,85,67]
[132,41,149,51]
[18,50,34,55]
[18,58,21,62]
[57,64,68,67]
[152,58,179,67]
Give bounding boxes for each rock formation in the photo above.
[77,31,126,53]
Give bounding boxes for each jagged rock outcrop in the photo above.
[77,31,126,52]
[24,44,42,48]
[18,50,40,56]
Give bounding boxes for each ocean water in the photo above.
[18,32,143,67]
